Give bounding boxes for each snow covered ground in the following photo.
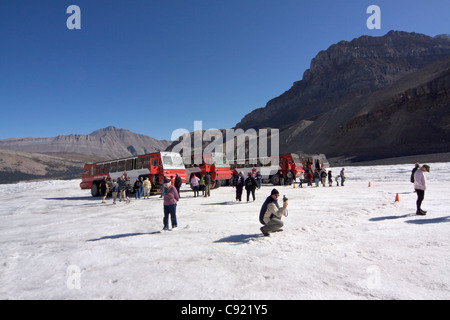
[1,162,449,300]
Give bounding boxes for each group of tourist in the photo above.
[95,160,432,236]
[297,167,346,188]
[189,172,212,198]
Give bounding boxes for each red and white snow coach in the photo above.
[183,152,233,188]
[80,151,187,196]
[229,153,306,185]
[298,153,330,172]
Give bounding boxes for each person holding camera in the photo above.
[259,189,288,237]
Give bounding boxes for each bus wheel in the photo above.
[270,175,280,185]
[91,183,99,197]
[213,180,221,189]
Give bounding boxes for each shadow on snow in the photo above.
[214,233,263,245]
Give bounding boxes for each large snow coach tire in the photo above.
[270,175,280,185]
[91,183,99,197]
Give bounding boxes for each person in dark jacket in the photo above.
[245,173,257,202]
[133,178,143,199]
[234,171,245,202]
[118,174,127,202]
[99,176,109,204]
[174,173,182,197]
[204,172,211,197]
[328,170,333,187]
[259,189,288,236]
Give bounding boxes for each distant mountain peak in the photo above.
[90,126,127,135]
[0,127,171,160]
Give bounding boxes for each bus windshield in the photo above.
[291,154,302,166]
[161,153,185,169]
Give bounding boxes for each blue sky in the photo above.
[1,0,449,141]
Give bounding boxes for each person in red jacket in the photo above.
[162,178,180,230]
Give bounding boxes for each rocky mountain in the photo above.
[0,126,171,183]
[282,56,450,162]
[235,31,450,162]
[0,126,170,160]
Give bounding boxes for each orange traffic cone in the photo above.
[368,182,371,187]
[395,193,399,202]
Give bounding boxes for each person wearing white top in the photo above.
[414,164,430,215]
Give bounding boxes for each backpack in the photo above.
[411,168,417,183]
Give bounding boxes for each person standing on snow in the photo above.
[234,171,245,202]
[245,172,257,202]
[340,168,346,186]
[414,164,430,215]
[204,172,211,197]
[174,173,182,197]
[111,179,119,204]
[255,171,262,189]
[118,174,127,202]
[328,170,333,187]
[259,189,288,236]
[190,174,200,197]
[99,176,109,204]
[162,178,179,230]
[143,177,152,199]
[320,168,327,187]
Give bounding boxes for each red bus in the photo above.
[80,151,187,196]
[298,154,330,172]
[229,153,305,185]
[183,153,233,188]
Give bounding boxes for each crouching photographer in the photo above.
[259,189,288,237]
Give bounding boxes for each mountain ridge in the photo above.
[0,126,171,160]
[235,30,450,161]
[0,126,171,183]
[236,31,450,131]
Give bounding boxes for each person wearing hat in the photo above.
[259,189,288,236]
[162,177,179,230]
[414,164,430,215]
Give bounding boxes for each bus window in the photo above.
[152,158,160,167]
[103,163,110,173]
[143,156,150,169]
[97,164,104,175]
[135,158,143,170]
[90,166,95,176]
[126,159,134,171]
[162,155,173,166]
[110,162,117,173]
[118,160,125,172]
